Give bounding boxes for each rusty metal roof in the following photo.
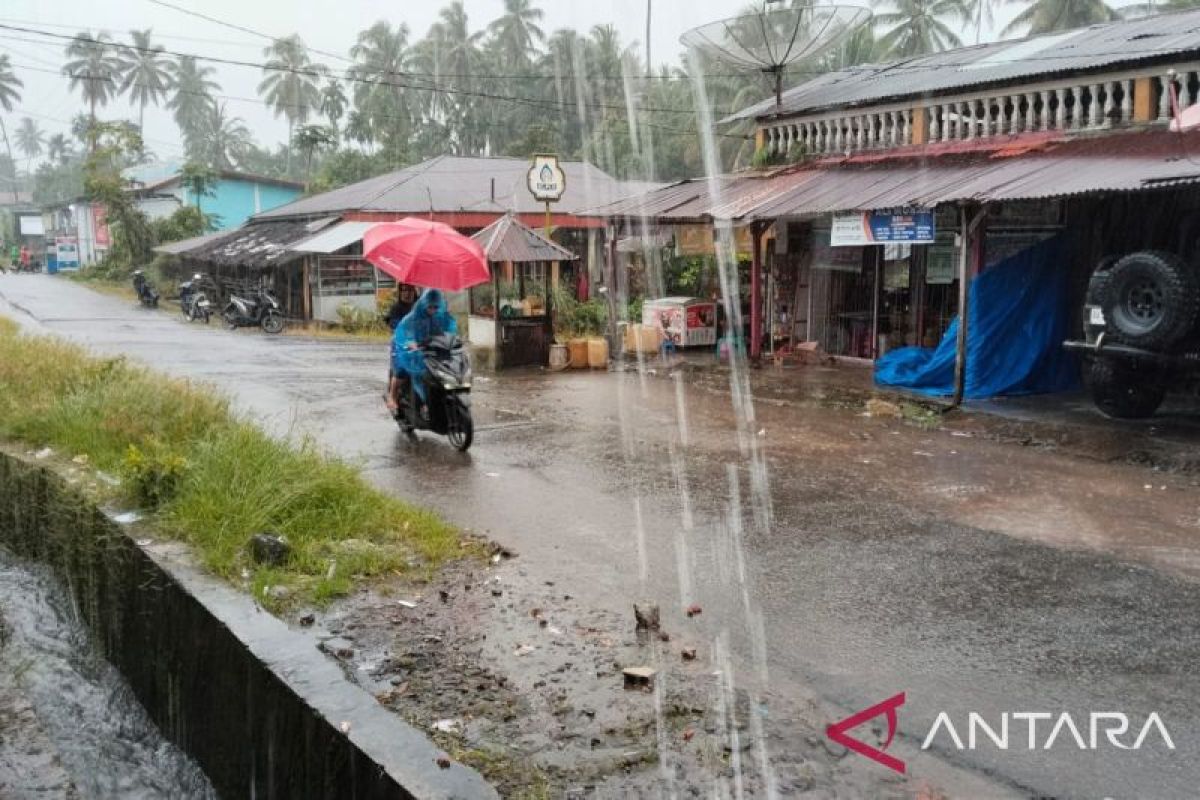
[175,217,337,268]
[727,9,1200,123]
[253,155,661,221]
[586,129,1200,222]
[470,214,579,263]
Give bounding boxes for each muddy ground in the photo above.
[7,275,1200,797]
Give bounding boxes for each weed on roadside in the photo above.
[0,316,461,609]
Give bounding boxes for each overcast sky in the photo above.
[0,0,1034,168]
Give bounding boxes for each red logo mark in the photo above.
[826,692,906,774]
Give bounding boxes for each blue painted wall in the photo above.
[174,178,302,230]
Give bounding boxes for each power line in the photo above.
[4,57,749,148]
[0,23,724,120]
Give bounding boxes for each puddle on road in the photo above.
[0,548,216,799]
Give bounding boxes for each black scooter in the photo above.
[132,271,159,308]
[222,289,284,334]
[179,274,213,323]
[394,334,474,452]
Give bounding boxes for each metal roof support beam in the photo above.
[951,204,988,409]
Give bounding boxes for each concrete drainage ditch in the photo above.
[0,449,496,800]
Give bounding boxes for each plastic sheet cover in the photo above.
[874,236,1078,398]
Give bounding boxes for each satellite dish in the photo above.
[681,3,871,108]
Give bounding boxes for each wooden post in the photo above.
[750,221,766,364]
[493,260,502,370]
[951,205,987,407]
[605,224,620,356]
[551,260,560,290]
[910,105,928,145]
[1133,76,1154,122]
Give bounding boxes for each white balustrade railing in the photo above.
[760,64,1200,160]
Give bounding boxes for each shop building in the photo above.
[158,155,657,323]
[589,10,1200,398]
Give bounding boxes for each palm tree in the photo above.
[292,124,336,177]
[257,35,327,173]
[118,29,173,135]
[963,0,1000,43]
[319,79,347,137]
[348,22,412,156]
[873,0,970,59]
[167,55,220,148]
[488,0,545,69]
[1002,0,1119,36]
[193,102,252,169]
[0,54,23,202]
[428,2,486,154]
[46,133,72,164]
[344,108,375,153]
[62,32,123,127]
[14,117,44,173]
[1120,0,1200,16]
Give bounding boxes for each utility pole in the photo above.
[646,0,652,78]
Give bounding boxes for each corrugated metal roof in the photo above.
[470,215,579,263]
[253,155,662,221]
[290,221,376,254]
[587,129,1200,222]
[727,9,1200,123]
[177,218,337,268]
[153,228,240,256]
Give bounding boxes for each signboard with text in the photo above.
[55,236,79,270]
[527,154,566,202]
[831,209,935,247]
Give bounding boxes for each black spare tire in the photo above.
[1088,357,1166,419]
[1101,250,1198,349]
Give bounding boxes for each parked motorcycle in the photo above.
[132,270,159,308]
[394,333,474,452]
[222,288,285,334]
[178,274,213,323]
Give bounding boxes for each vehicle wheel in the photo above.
[446,400,473,452]
[261,312,284,334]
[1101,251,1199,349]
[1089,357,1167,419]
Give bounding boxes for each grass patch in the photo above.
[0,315,460,609]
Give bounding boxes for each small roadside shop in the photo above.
[467,214,579,369]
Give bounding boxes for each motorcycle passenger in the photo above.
[385,284,416,331]
[389,289,457,418]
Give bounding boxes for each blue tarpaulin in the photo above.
[874,236,1078,399]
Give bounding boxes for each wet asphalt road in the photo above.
[5,274,1200,798]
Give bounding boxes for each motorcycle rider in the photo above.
[387,288,457,419]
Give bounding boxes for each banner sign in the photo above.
[55,236,79,269]
[831,208,935,247]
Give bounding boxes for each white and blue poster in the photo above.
[831,208,935,247]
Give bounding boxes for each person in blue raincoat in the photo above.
[387,288,457,416]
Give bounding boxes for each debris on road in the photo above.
[866,399,902,418]
[397,600,418,609]
[634,603,660,631]
[682,648,698,661]
[623,666,657,691]
[686,604,702,618]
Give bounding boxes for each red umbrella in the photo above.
[362,218,490,292]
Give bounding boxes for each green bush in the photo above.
[122,441,188,508]
[335,302,387,334]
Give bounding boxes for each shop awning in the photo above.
[290,220,377,254]
[586,129,1200,223]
